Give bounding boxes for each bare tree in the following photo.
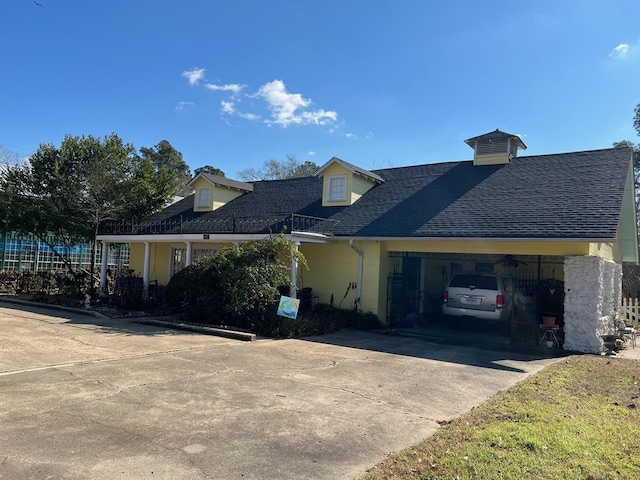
[238,155,319,181]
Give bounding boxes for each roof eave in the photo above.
[186,173,253,192]
[314,157,384,183]
[333,236,617,243]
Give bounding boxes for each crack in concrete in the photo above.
[0,345,220,377]
[266,375,434,423]
[58,410,216,479]
[69,336,109,349]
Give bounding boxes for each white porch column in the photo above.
[290,241,300,299]
[99,241,109,295]
[143,242,151,300]
[185,241,193,267]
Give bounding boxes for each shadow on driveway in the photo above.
[0,299,185,337]
[1,298,568,373]
[302,329,569,373]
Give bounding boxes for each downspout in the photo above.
[349,240,363,311]
[290,241,300,299]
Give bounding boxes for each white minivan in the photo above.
[442,272,515,322]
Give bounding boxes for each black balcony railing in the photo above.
[98,213,339,236]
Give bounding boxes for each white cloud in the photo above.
[182,68,205,85]
[205,83,245,94]
[607,40,640,63]
[190,73,339,128]
[345,132,356,139]
[255,80,338,127]
[609,43,629,59]
[176,101,194,111]
[307,151,316,156]
[220,101,260,121]
[238,112,261,121]
[220,101,235,114]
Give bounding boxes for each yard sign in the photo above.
[277,295,300,319]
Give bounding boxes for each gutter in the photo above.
[349,240,363,311]
[337,236,617,243]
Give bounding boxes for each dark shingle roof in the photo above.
[141,147,633,239]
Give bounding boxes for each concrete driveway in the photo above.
[0,302,561,479]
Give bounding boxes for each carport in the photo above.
[386,252,567,348]
[384,248,626,353]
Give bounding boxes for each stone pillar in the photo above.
[564,256,621,353]
[613,263,623,318]
[602,261,615,330]
[143,242,151,300]
[99,242,109,295]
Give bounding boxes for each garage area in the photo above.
[386,252,565,348]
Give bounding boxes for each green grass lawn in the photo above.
[361,356,640,480]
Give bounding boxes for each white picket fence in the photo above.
[621,298,640,328]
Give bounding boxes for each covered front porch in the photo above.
[96,213,337,302]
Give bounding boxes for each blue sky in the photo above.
[1,0,639,177]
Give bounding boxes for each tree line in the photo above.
[614,103,640,222]
[0,133,318,282]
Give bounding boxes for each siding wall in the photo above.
[351,174,375,203]
[126,236,620,321]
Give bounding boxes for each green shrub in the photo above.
[166,234,300,327]
[0,270,89,296]
[165,235,382,337]
[251,303,382,338]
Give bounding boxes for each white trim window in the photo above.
[171,247,218,276]
[193,248,217,263]
[197,187,211,208]
[171,248,186,276]
[328,175,347,201]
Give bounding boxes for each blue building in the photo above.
[0,232,129,273]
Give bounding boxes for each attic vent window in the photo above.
[197,187,210,207]
[475,139,509,155]
[328,175,347,201]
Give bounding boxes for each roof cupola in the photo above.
[464,129,527,166]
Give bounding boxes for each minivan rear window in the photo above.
[449,274,498,290]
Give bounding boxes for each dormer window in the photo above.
[315,157,384,207]
[328,175,347,201]
[197,187,211,208]
[188,173,253,212]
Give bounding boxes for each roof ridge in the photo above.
[369,146,631,174]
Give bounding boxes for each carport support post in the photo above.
[290,241,300,299]
[143,242,151,300]
[185,241,193,267]
[99,242,109,296]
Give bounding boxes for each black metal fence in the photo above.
[99,214,339,236]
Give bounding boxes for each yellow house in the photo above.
[97,130,638,354]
